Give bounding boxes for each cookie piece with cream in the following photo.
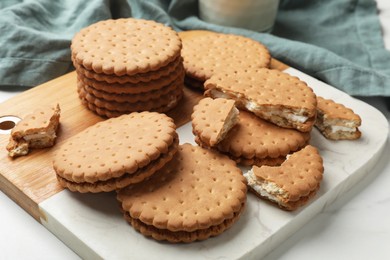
[315,96,362,140]
[244,145,323,211]
[7,104,61,158]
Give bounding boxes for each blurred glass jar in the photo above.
[199,0,280,33]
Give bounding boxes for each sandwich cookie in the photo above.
[117,143,247,243]
[53,112,178,192]
[71,18,182,76]
[77,81,183,118]
[74,55,183,85]
[204,68,317,132]
[77,64,185,95]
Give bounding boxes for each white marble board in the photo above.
[39,68,389,259]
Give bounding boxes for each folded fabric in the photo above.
[0,0,130,88]
[0,0,389,97]
[274,0,390,96]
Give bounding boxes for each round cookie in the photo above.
[117,143,247,243]
[180,31,271,84]
[74,55,183,84]
[71,18,182,76]
[77,81,183,116]
[78,95,182,118]
[77,64,185,95]
[53,112,178,192]
[81,75,183,103]
[195,110,311,166]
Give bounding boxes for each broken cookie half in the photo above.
[191,97,239,147]
[244,145,324,211]
[6,104,61,158]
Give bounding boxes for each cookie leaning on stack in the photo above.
[71,18,184,118]
[180,31,271,89]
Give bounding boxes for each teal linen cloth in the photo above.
[0,0,389,96]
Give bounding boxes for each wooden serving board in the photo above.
[0,30,387,259]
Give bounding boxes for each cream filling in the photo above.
[218,106,239,140]
[243,169,287,203]
[23,131,55,141]
[339,121,356,128]
[209,89,231,99]
[209,89,309,123]
[330,125,356,134]
[9,142,29,156]
[260,108,308,123]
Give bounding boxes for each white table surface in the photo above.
[1,1,390,259]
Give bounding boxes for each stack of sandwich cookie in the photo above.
[180,31,271,89]
[117,144,247,243]
[53,112,178,193]
[71,18,184,117]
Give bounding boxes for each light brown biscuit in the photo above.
[204,68,317,132]
[77,81,183,114]
[195,136,293,167]
[244,145,324,211]
[7,104,61,158]
[71,18,182,76]
[195,110,310,166]
[180,32,271,84]
[53,112,178,192]
[117,143,247,243]
[78,90,183,118]
[222,152,286,167]
[77,62,185,94]
[123,204,244,243]
[315,96,362,140]
[56,136,178,193]
[74,55,183,84]
[81,85,183,112]
[191,97,239,147]
[81,81,176,103]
